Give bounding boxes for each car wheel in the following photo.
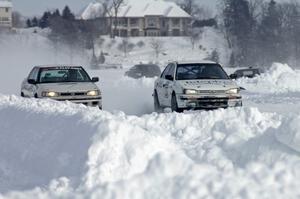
[171,93,182,112]
[154,91,162,113]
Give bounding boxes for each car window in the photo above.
[38,67,91,83]
[161,64,171,79]
[242,70,254,76]
[167,64,175,77]
[28,68,39,81]
[176,64,229,80]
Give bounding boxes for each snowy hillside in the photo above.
[1,29,300,198]
[91,28,229,67]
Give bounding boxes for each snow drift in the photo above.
[1,94,300,198]
[237,63,300,93]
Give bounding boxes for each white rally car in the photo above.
[153,61,242,112]
[21,66,102,109]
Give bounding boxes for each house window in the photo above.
[130,18,139,27]
[172,29,180,36]
[131,29,139,37]
[113,18,127,27]
[147,30,159,37]
[120,30,128,37]
[118,18,127,27]
[147,18,157,27]
[0,17,9,22]
[5,8,9,12]
[172,18,180,27]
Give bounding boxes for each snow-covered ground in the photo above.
[1,30,300,198]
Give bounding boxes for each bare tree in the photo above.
[118,38,135,57]
[188,29,202,49]
[180,0,194,16]
[150,38,164,59]
[101,0,125,38]
[12,11,24,28]
[248,0,264,20]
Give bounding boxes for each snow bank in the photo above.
[1,95,300,198]
[237,63,300,93]
[275,115,300,152]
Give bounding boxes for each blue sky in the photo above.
[12,0,217,17]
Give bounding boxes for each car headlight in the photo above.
[42,91,59,97]
[184,89,198,95]
[87,90,99,96]
[226,88,239,94]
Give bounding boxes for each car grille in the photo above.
[198,97,228,107]
[60,92,86,96]
[197,90,226,94]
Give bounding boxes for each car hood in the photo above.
[38,82,99,92]
[177,79,238,90]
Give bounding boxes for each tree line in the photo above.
[221,0,300,67]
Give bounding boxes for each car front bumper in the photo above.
[177,95,242,109]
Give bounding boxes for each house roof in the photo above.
[117,0,191,18]
[0,1,12,8]
[81,0,191,20]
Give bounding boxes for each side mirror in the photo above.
[28,79,37,84]
[229,74,237,79]
[165,75,174,81]
[92,77,99,82]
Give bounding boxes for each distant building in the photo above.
[0,0,12,29]
[81,0,192,37]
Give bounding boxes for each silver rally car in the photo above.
[21,66,102,109]
[153,61,242,112]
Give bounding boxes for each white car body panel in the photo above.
[154,61,242,110]
[21,66,102,108]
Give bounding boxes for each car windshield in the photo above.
[176,64,229,80]
[38,67,91,83]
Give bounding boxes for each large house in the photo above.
[0,0,12,29]
[82,0,192,37]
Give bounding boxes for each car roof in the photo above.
[171,60,218,65]
[35,65,83,69]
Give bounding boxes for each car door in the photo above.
[156,64,171,106]
[24,67,39,97]
[164,64,176,107]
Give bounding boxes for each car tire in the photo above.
[154,91,162,113]
[171,93,182,112]
[21,92,24,97]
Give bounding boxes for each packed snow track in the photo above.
[1,33,300,198]
[0,64,300,198]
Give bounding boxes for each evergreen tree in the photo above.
[257,0,282,65]
[223,0,254,66]
[39,11,51,29]
[31,17,39,27]
[62,6,75,21]
[26,19,32,28]
[52,9,61,17]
